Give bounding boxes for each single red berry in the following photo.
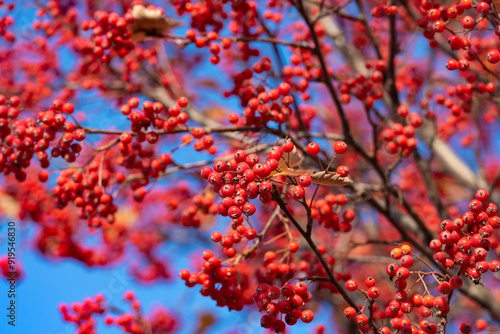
[367,287,380,299]
[177,97,189,108]
[281,140,294,153]
[343,307,356,319]
[365,277,376,288]
[475,189,489,202]
[287,241,299,253]
[345,279,358,291]
[438,282,452,295]
[298,174,312,187]
[487,50,500,64]
[336,165,349,177]
[397,105,409,117]
[355,314,368,327]
[301,310,314,323]
[461,16,475,29]
[307,142,321,155]
[39,170,49,182]
[294,281,308,295]
[446,59,457,71]
[334,141,347,154]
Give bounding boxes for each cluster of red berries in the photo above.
[184,29,227,65]
[431,81,496,143]
[33,1,78,40]
[201,147,283,214]
[0,96,84,182]
[0,1,15,42]
[120,96,216,155]
[61,291,178,334]
[79,9,135,63]
[339,238,495,334]
[416,0,500,73]
[177,193,218,227]
[343,276,384,331]
[60,294,106,334]
[312,194,355,232]
[338,65,386,108]
[380,105,422,156]
[106,291,177,334]
[174,1,226,33]
[226,71,296,126]
[39,100,86,163]
[259,244,305,280]
[120,96,186,132]
[179,250,252,311]
[430,189,500,281]
[208,218,257,259]
[256,282,315,332]
[51,162,119,227]
[385,246,453,333]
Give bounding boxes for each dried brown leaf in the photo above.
[276,168,352,186]
[195,312,216,334]
[130,5,181,42]
[278,168,315,177]
[310,171,353,186]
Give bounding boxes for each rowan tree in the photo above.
[1,0,500,333]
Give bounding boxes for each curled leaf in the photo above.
[310,171,353,186]
[275,168,352,186]
[130,4,181,42]
[276,168,315,177]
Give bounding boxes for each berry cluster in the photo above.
[0,96,84,182]
[51,163,119,227]
[311,195,355,232]
[79,10,135,64]
[33,1,78,41]
[256,282,315,332]
[60,294,106,334]
[60,291,178,334]
[201,147,281,214]
[380,105,422,156]
[226,74,295,127]
[430,189,500,281]
[120,97,187,133]
[338,70,386,108]
[179,250,252,311]
[342,245,452,333]
[175,193,217,227]
[384,246,453,332]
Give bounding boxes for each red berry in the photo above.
[355,314,368,327]
[345,279,358,291]
[343,307,356,318]
[301,310,314,323]
[307,142,321,155]
[177,97,189,108]
[334,141,347,154]
[287,241,299,253]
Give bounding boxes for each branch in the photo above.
[271,186,381,334]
